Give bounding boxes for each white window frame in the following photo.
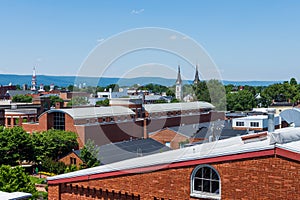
[236,121,244,127]
[250,121,259,127]
[190,164,221,200]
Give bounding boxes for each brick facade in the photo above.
[58,152,83,168]
[48,155,300,200]
[22,109,224,148]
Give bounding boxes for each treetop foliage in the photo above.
[0,127,79,166]
[80,139,100,169]
[12,94,32,103]
[0,165,36,195]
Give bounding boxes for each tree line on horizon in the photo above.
[11,78,300,111]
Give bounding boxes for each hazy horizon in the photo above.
[1,1,300,81]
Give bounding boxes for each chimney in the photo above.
[22,84,28,91]
[143,118,148,139]
[267,108,276,133]
[55,102,62,109]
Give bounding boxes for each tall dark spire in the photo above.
[193,65,200,84]
[175,65,182,85]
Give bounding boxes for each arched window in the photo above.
[190,165,221,199]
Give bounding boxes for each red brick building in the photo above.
[149,128,200,149]
[47,127,300,200]
[143,102,225,134]
[58,150,83,168]
[22,106,141,148]
[22,102,224,147]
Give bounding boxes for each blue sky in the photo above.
[0,0,300,81]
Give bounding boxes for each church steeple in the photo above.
[175,65,183,101]
[176,65,182,84]
[193,64,200,84]
[31,67,37,91]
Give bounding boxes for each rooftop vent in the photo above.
[270,128,300,144]
[267,108,276,133]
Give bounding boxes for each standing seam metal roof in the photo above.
[144,101,214,113]
[47,127,300,182]
[47,106,135,119]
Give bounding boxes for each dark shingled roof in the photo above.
[168,120,248,140]
[97,138,171,165]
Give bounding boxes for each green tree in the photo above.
[12,95,32,103]
[0,127,34,166]
[49,95,64,107]
[193,80,226,110]
[290,77,297,86]
[80,139,100,169]
[226,90,256,111]
[0,165,36,195]
[41,157,67,175]
[105,84,120,92]
[171,98,180,103]
[138,83,169,94]
[67,96,89,107]
[193,81,211,102]
[67,85,74,91]
[43,85,50,92]
[96,98,110,106]
[32,129,78,162]
[96,86,105,93]
[166,88,175,97]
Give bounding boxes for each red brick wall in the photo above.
[76,120,144,147]
[146,111,225,133]
[22,113,50,133]
[48,156,300,200]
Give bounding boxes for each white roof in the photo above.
[144,101,215,113]
[277,140,300,154]
[47,127,300,182]
[51,106,135,119]
[0,191,32,200]
[5,109,37,115]
[233,115,279,120]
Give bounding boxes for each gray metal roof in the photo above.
[164,121,247,140]
[144,95,165,101]
[6,90,33,97]
[49,106,135,119]
[97,138,171,165]
[47,127,300,181]
[144,101,214,113]
[0,191,32,200]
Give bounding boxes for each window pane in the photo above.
[203,180,210,192]
[202,167,210,179]
[212,181,219,194]
[211,170,219,180]
[195,168,202,178]
[194,178,202,191]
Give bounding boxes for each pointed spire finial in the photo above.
[193,64,200,84]
[176,65,182,84]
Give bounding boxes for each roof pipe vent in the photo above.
[267,108,276,133]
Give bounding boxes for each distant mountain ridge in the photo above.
[0,74,282,87]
